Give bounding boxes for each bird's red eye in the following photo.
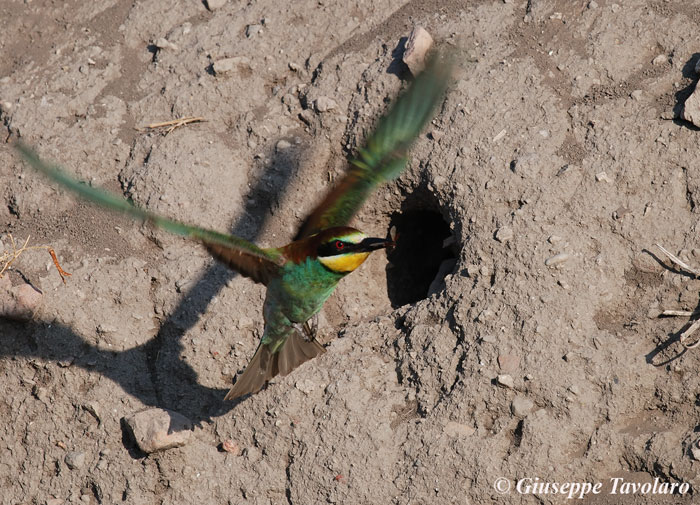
[335,240,344,250]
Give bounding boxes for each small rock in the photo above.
[587,0,598,8]
[548,235,562,244]
[492,129,507,143]
[497,374,515,389]
[427,258,457,296]
[511,152,539,177]
[64,451,85,470]
[402,26,434,75]
[154,37,178,51]
[429,129,444,141]
[691,440,700,460]
[444,421,475,437]
[511,396,534,417]
[569,384,581,395]
[221,439,241,455]
[681,85,700,128]
[246,24,262,38]
[276,139,292,151]
[213,56,250,75]
[0,276,43,321]
[595,171,611,183]
[495,226,513,243]
[46,499,63,505]
[545,252,570,267]
[630,89,643,101]
[314,96,337,113]
[124,408,193,453]
[481,334,497,344]
[498,354,520,374]
[295,378,317,394]
[652,54,668,66]
[205,0,227,9]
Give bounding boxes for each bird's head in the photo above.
[314,227,392,274]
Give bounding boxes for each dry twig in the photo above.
[655,244,700,348]
[142,116,206,134]
[0,234,71,284]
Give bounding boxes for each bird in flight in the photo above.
[16,53,451,401]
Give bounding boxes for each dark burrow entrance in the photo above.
[386,209,456,308]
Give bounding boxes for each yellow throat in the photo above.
[319,252,371,273]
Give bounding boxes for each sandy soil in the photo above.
[2,0,700,504]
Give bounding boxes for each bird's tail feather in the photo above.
[224,331,325,401]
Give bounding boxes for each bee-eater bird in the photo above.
[16,53,451,401]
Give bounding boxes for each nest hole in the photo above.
[386,208,456,308]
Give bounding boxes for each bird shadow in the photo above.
[0,137,304,428]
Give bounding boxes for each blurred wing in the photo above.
[16,143,283,285]
[296,52,452,238]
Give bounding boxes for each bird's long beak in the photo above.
[357,237,393,252]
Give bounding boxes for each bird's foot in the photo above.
[293,314,319,341]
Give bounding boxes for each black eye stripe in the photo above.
[318,240,357,257]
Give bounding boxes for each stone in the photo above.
[0,276,43,321]
[154,38,178,51]
[213,56,250,75]
[497,374,514,389]
[276,139,292,151]
[681,84,700,128]
[495,226,513,243]
[498,354,520,374]
[402,26,433,75]
[205,0,227,10]
[545,252,570,267]
[652,54,668,66]
[64,451,86,470]
[314,96,337,113]
[444,421,475,437]
[124,408,193,453]
[246,24,262,38]
[511,396,534,417]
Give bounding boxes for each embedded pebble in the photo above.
[154,38,178,51]
[443,421,475,438]
[545,252,570,266]
[652,54,668,65]
[595,171,611,183]
[498,354,520,374]
[213,56,250,75]
[64,451,85,470]
[511,396,534,417]
[314,96,337,113]
[205,0,227,9]
[0,276,43,321]
[691,440,700,460]
[276,139,292,151]
[246,24,262,38]
[495,226,513,243]
[124,408,193,453]
[497,374,514,388]
[402,26,433,75]
[221,439,241,455]
[681,85,700,128]
[481,334,497,344]
[630,89,643,101]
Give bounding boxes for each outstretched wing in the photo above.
[296,53,452,239]
[16,144,284,285]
